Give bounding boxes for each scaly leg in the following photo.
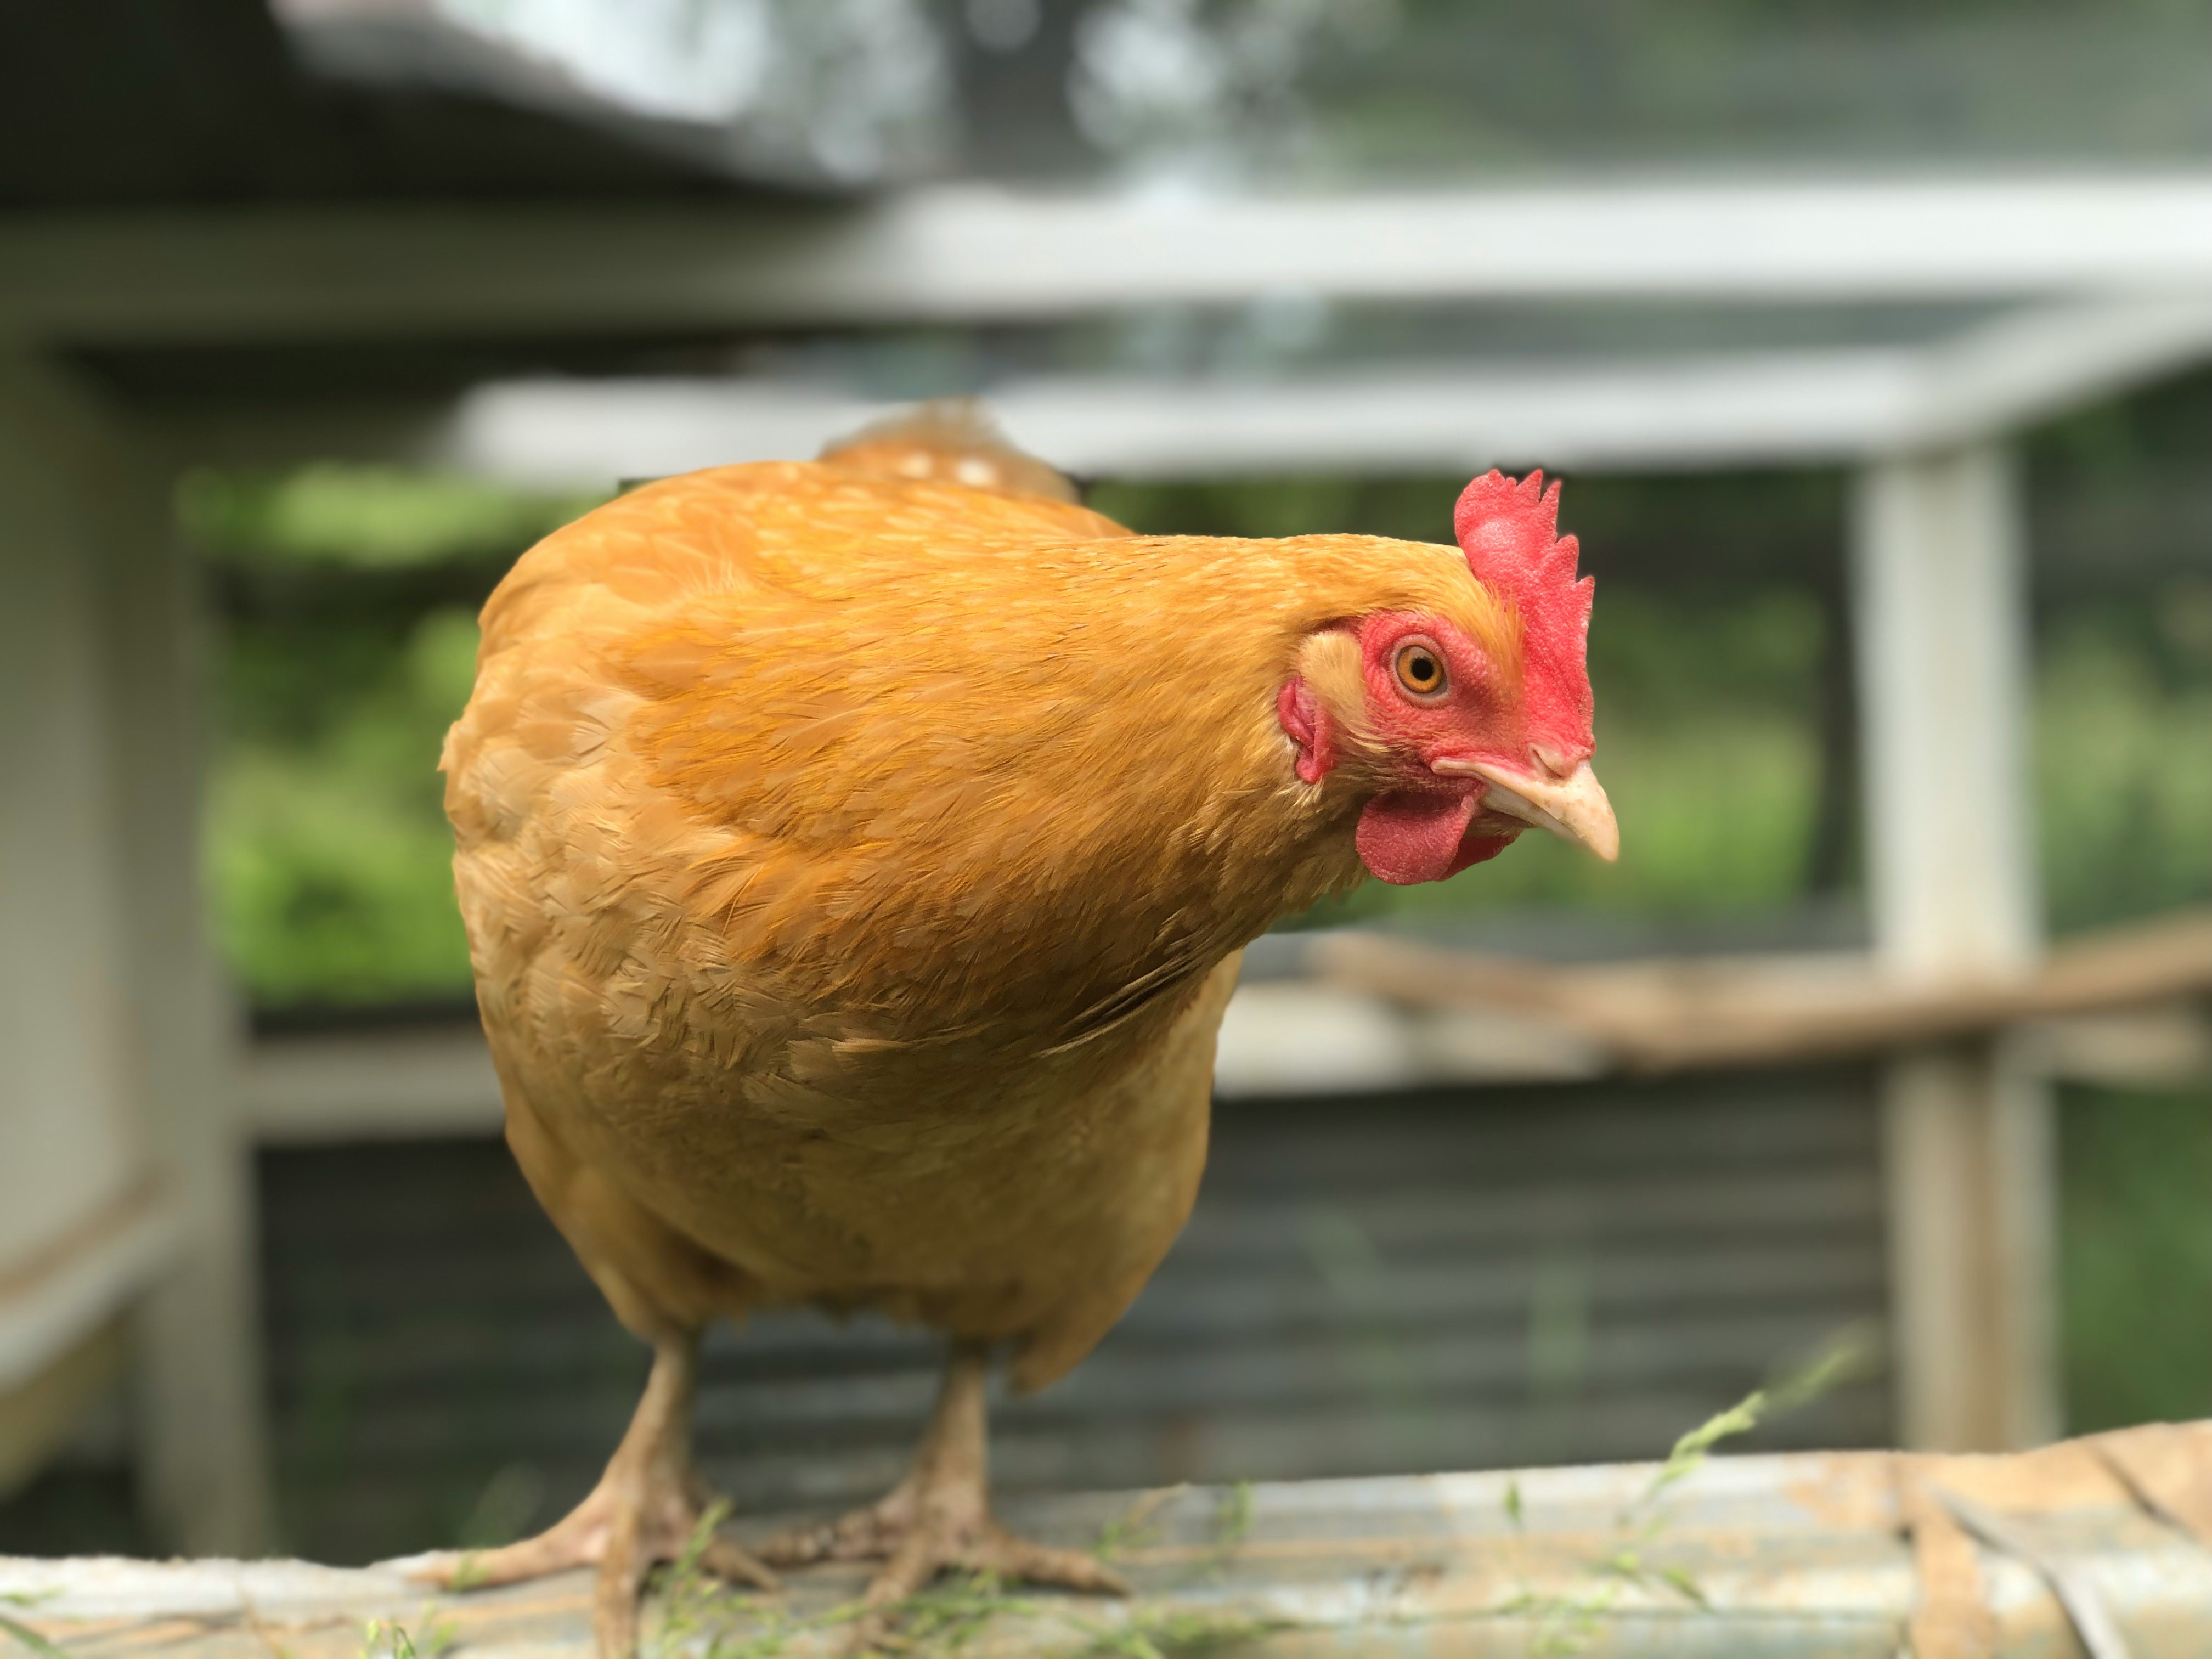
[758,1339,1126,1650]
[408,1330,776,1659]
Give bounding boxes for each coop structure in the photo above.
[7,29,2212,1551]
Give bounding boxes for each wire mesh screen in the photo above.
[258,1069,1890,1564]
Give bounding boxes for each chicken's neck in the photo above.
[631,527,1476,1080]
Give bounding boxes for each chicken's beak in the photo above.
[1431,757,1620,862]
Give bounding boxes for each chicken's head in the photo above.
[1276,469,1618,885]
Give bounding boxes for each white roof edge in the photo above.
[432,294,2212,484]
[10,173,2212,343]
[436,354,1916,484]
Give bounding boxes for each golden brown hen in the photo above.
[430,408,1617,1654]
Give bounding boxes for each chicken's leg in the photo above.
[409,1330,776,1658]
[758,1339,1126,1647]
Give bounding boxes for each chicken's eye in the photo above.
[1392,640,1449,701]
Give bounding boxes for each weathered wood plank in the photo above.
[1311,908,2212,1077]
[9,1429,2211,1657]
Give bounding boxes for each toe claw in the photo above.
[404,1519,599,1592]
[968,1529,1130,1597]
[697,1533,781,1592]
[861,1530,941,1612]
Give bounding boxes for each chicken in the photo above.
[428,407,1617,1655]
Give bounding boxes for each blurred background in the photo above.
[2,0,2209,1568]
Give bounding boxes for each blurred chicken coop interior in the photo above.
[4,0,2212,1564]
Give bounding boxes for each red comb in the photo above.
[1453,470,1595,754]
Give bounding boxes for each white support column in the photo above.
[0,353,271,1549]
[1851,444,2059,1452]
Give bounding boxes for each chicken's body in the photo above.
[434,416,1617,1654]
[447,460,1373,1373]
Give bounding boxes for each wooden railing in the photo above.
[1313,907,2212,1081]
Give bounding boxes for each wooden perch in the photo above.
[7,1423,2212,1658]
[1309,907,2212,1076]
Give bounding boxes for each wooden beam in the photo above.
[1308,908,2212,1075]
[10,176,2212,346]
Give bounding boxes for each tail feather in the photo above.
[818,398,1079,504]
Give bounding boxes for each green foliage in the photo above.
[1624,1328,1873,1521]
[180,464,607,569]
[2059,1082,2212,1431]
[206,605,483,1005]
[1496,1331,1871,1654]
[189,464,610,1007]
[2035,590,2212,930]
[361,1615,456,1659]
[652,1559,1047,1659]
[1059,1609,1282,1659]
[1093,1486,1183,1560]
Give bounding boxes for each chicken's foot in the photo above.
[758,1339,1126,1651]
[406,1330,776,1659]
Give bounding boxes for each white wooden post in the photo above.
[0,364,161,1492]
[0,354,270,1548]
[1851,443,2059,1452]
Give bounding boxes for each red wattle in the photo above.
[1451,833,1515,871]
[1356,789,1481,885]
